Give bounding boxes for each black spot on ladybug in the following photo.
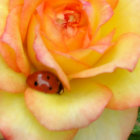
[49,86,52,90]
[34,81,38,86]
[46,76,50,80]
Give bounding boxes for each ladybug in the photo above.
[26,71,64,94]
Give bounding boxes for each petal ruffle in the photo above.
[0,92,77,140]
[90,30,115,53]
[0,42,20,72]
[74,108,138,140]
[93,60,140,110]
[51,30,114,74]
[33,29,70,89]
[27,15,70,89]
[69,33,140,79]
[87,0,113,33]
[1,6,30,75]
[20,0,42,40]
[100,0,140,39]
[0,55,26,93]
[25,79,112,130]
[51,50,90,74]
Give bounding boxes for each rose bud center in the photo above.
[54,4,89,37]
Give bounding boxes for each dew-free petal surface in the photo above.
[1,6,30,75]
[51,50,89,74]
[87,0,113,34]
[20,0,42,40]
[69,33,140,79]
[93,60,140,110]
[100,0,140,39]
[27,15,70,89]
[74,108,138,140]
[0,0,9,36]
[0,42,20,72]
[0,92,77,140]
[25,78,112,130]
[0,55,26,93]
[69,49,102,67]
[106,0,118,9]
[33,30,70,89]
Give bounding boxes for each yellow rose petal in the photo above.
[1,7,30,75]
[100,0,140,39]
[94,60,140,110]
[0,92,77,140]
[74,108,137,140]
[25,78,112,130]
[0,55,26,93]
[69,33,140,79]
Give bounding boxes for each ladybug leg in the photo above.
[57,83,64,95]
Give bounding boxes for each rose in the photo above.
[0,0,140,139]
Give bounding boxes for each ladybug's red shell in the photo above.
[26,71,63,94]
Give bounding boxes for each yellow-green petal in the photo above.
[0,92,77,140]
[93,60,140,110]
[25,78,112,130]
[0,55,26,93]
[74,108,138,140]
[100,0,140,39]
[69,33,140,79]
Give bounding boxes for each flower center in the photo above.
[56,9,81,28]
[54,5,83,37]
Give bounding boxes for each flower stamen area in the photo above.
[54,4,86,37]
[56,10,81,27]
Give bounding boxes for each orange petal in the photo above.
[93,60,140,110]
[51,50,89,74]
[38,11,67,52]
[9,0,23,10]
[0,55,26,93]
[33,28,70,89]
[46,0,79,6]
[20,0,42,40]
[69,33,140,79]
[50,30,114,74]
[63,27,90,52]
[25,79,112,130]
[90,30,115,53]
[106,0,118,9]
[28,15,106,75]
[0,41,20,72]
[0,92,77,140]
[37,2,91,52]
[69,30,114,69]
[1,6,30,75]
[74,108,138,140]
[69,49,102,67]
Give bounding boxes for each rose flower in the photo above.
[0,0,140,140]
